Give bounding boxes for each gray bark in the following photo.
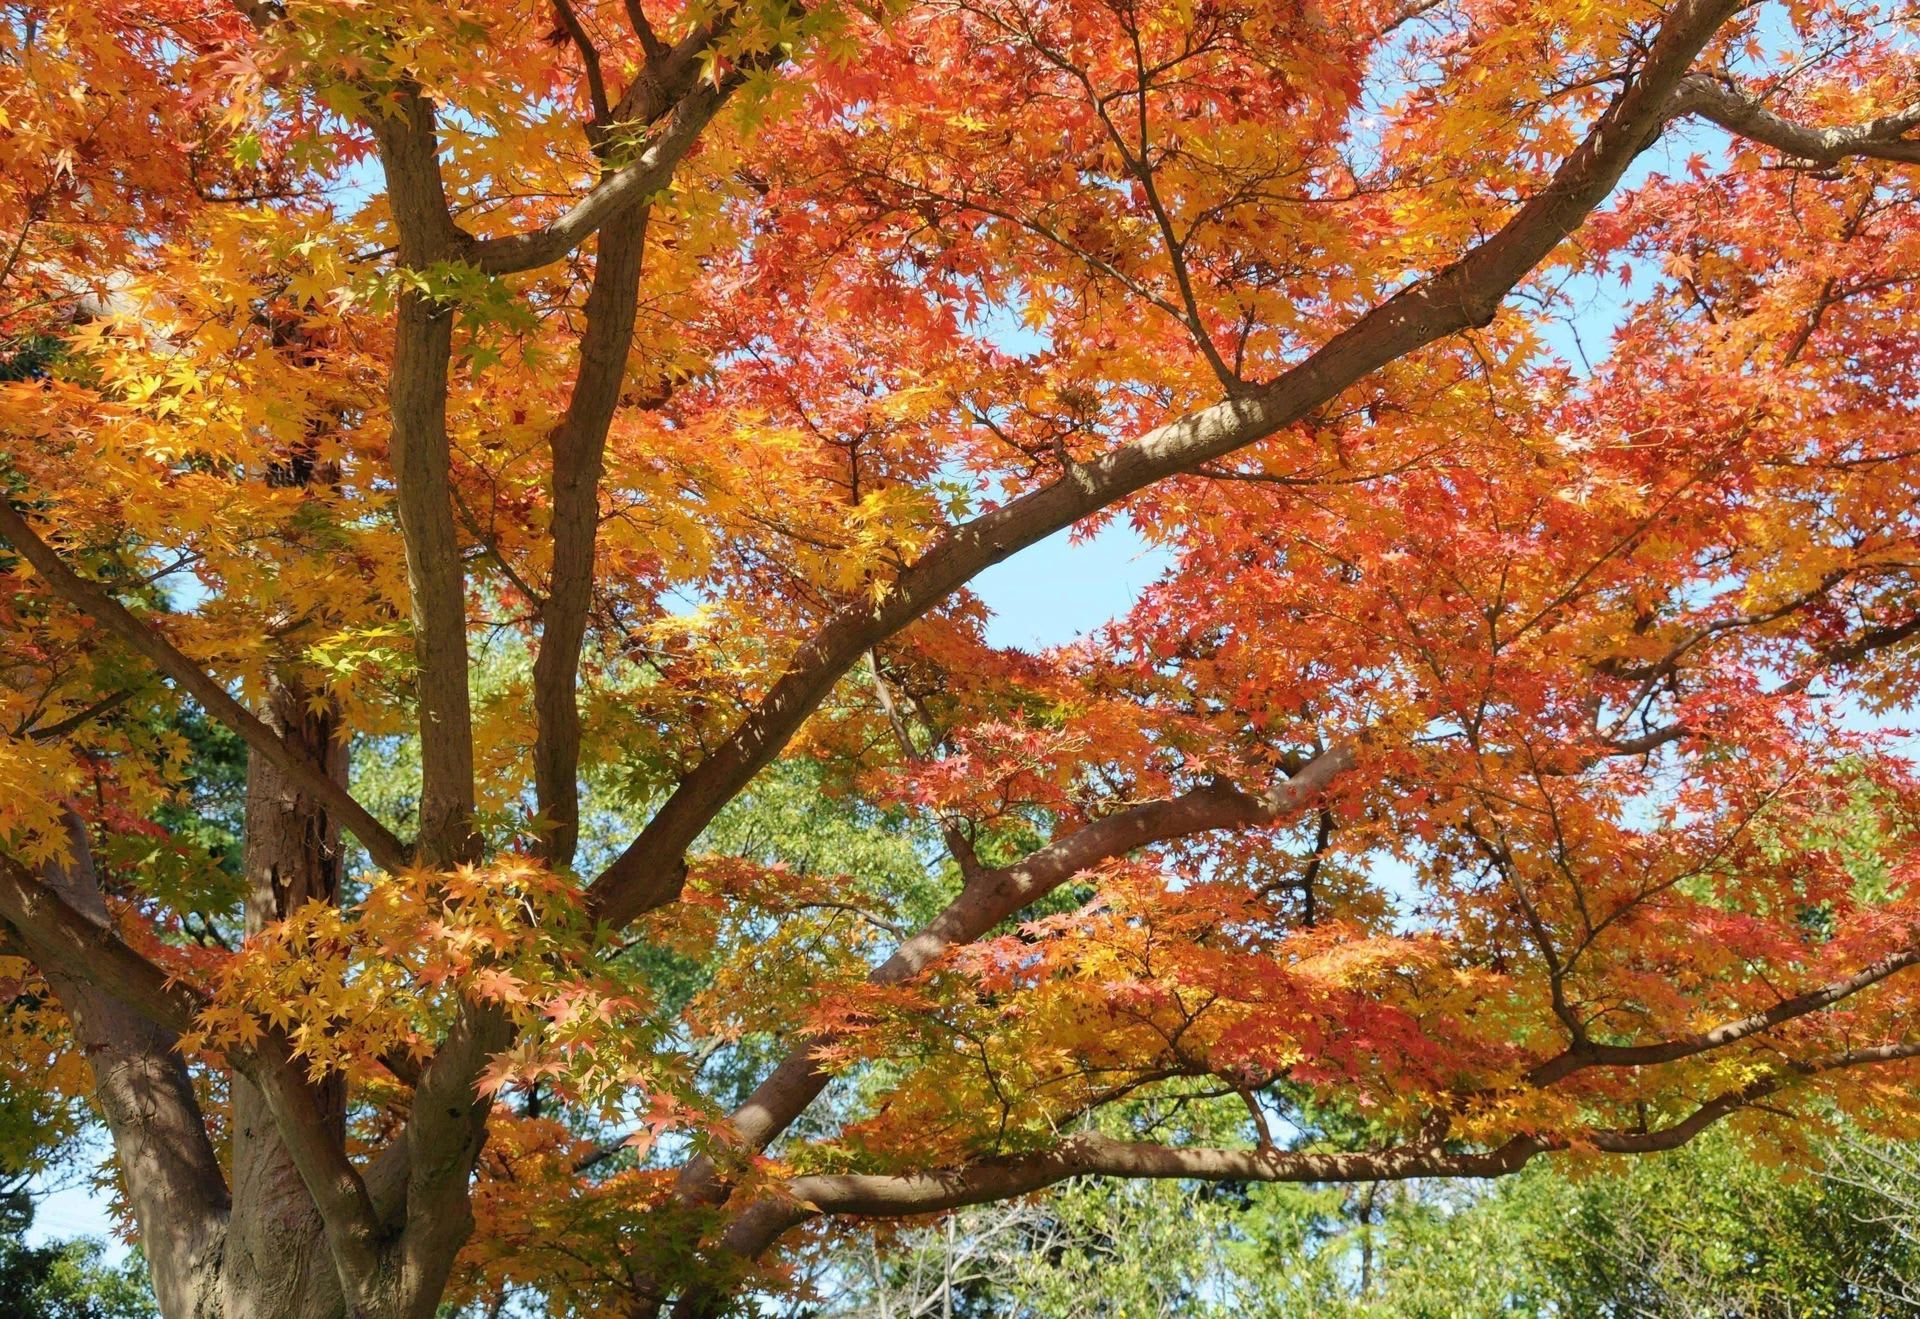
[33,814,230,1319]
[222,681,350,1319]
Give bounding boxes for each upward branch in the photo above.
[371,82,481,869]
[0,500,409,872]
[586,0,1749,930]
[472,13,766,276]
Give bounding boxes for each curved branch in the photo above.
[676,744,1356,1200]
[475,75,741,275]
[1670,72,1920,164]
[1528,946,1920,1086]
[785,1042,1920,1221]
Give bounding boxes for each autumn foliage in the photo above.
[6,0,1920,1313]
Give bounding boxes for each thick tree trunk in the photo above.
[34,813,231,1318]
[221,681,351,1319]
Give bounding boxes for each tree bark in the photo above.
[222,680,350,1319]
[31,813,230,1319]
[533,213,649,867]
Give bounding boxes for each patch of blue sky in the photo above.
[974,518,1173,648]
[934,278,1185,647]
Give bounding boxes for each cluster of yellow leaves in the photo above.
[0,739,84,867]
[0,958,95,1173]
[191,860,664,1115]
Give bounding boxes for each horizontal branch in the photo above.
[1528,946,1920,1086]
[1671,72,1920,164]
[0,500,411,873]
[787,1130,1546,1217]
[785,1040,1920,1219]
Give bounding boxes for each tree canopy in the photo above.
[6,0,1920,1314]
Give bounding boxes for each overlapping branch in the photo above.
[743,1036,1920,1253]
[676,743,1358,1204]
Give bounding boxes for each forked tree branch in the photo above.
[1528,945,1920,1085]
[677,741,1359,1203]
[587,0,1749,930]
[0,840,387,1299]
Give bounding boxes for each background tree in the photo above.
[814,1118,1920,1318]
[10,0,1920,1316]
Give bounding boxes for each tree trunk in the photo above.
[220,680,351,1319]
[34,812,230,1318]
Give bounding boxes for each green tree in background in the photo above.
[0,1175,153,1319]
[809,1119,1920,1319]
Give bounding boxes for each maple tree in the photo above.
[6,0,1920,1313]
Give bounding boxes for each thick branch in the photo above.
[389,286,476,867]
[589,0,1742,930]
[678,745,1356,1201]
[240,1049,388,1293]
[783,1041,1920,1222]
[3,819,229,1318]
[390,999,514,1297]
[0,851,207,1035]
[0,842,388,1297]
[534,211,650,867]
[375,89,479,868]
[1671,72,1920,164]
[0,500,408,872]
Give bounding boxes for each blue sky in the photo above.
[973,520,1170,648]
